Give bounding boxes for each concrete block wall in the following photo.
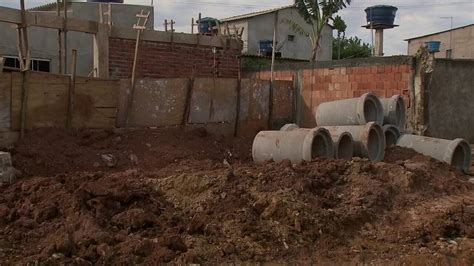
[244,56,414,127]
[109,38,240,79]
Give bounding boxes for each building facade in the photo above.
[221,6,333,61]
[0,1,154,76]
[406,24,474,59]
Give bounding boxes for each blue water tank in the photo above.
[87,0,124,3]
[259,40,273,54]
[425,41,441,53]
[197,17,219,34]
[365,5,398,26]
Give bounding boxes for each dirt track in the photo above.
[1,128,473,264]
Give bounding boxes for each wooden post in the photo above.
[125,10,150,129]
[182,65,195,126]
[19,0,31,138]
[0,57,4,72]
[63,0,68,74]
[198,13,202,33]
[233,57,242,137]
[57,0,62,74]
[191,18,194,34]
[170,19,175,32]
[164,19,168,31]
[67,49,77,129]
[269,10,279,129]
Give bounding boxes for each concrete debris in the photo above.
[129,154,139,166]
[101,154,117,168]
[0,152,20,185]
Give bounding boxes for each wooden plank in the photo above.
[72,78,119,128]
[0,72,12,131]
[11,72,69,130]
[67,49,77,129]
[0,7,99,33]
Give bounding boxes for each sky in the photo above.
[1,0,474,55]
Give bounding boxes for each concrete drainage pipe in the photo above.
[252,128,334,164]
[383,124,401,147]
[322,122,385,162]
[315,92,384,126]
[396,134,472,173]
[380,95,406,128]
[281,124,353,160]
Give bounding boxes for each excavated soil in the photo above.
[1,128,473,264]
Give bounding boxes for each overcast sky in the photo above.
[2,0,473,55]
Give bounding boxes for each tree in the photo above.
[332,36,372,59]
[333,15,347,59]
[285,0,351,61]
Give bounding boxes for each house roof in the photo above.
[220,5,295,22]
[404,23,474,41]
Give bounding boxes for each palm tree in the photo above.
[285,0,351,61]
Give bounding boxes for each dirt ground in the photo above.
[1,127,473,264]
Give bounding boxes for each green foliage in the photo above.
[291,0,352,61]
[332,36,372,59]
[332,15,346,38]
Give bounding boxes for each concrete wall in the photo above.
[244,56,414,127]
[407,24,474,59]
[425,59,474,142]
[0,2,154,76]
[222,7,333,61]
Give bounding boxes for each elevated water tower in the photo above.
[363,5,398,56]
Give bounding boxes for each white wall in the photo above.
[223,7,333,61]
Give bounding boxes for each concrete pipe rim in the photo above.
[445,138,472,173]
[302,128,335,160]
[357,92,384,125]
[383,124,401,148]
[387,95,406,128]
[280,123,300,131]
[363,122,385,162]
[335,132,354,160]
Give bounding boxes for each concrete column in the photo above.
[315,92,384,126]
[383,124,401,147]
[93,24,110,78]
[321,122,385,162]
[396,134,471,173]
[374,29,384,57]
[252,128,334,164]
[380,95,406,128]
[281,124,353,160]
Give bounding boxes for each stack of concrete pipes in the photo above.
[252,92,471,173]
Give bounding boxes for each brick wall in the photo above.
[244,56,414,127]
[109,38,240,79]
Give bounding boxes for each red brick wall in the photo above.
[109,38,240,79]
[246,63,413,127]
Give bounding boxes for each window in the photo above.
[288,35,295,42]
[446,49,452,59]
[2,56,51,72]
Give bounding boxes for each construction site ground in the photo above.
[1,127,473,264]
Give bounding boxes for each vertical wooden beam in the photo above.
[57,0,62,74]
[191,18,194,34]
[66,49,77,130]
[93,24,110,78]
[233,57,242,137]
[164,19,168,31]
[19,0,31,138]
[0,57,4,72]
[63,0,68,74]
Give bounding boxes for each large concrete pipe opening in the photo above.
[380,95,406,128]
[383,125,401,147]
[396,135,472,173]
[321,122,385,162]
[315,92,384,126]
[335,132,354,160]
[252,128,334,164]
[280,124,335,159]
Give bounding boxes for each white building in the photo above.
[220,5,333,61]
